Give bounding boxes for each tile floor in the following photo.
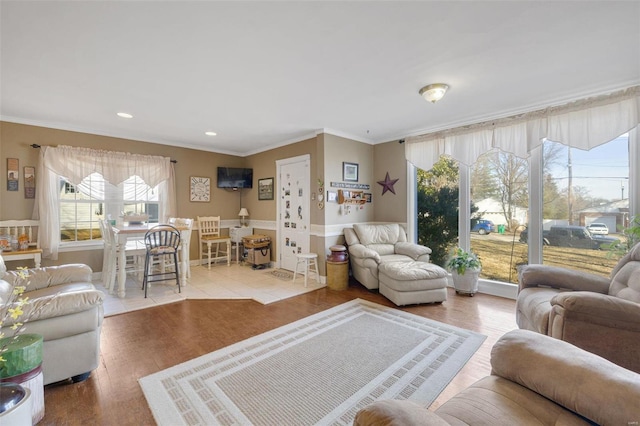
[97,261,326,317]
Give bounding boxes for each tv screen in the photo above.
[217,167,253,188]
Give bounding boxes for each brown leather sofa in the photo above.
[0,255,104,384]
[354,329,640,425]
[516,242,640,373]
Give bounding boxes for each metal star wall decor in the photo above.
[377,172,399,195]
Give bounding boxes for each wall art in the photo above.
[190,176,211,202]
[7,158,18,191]
[24,166,35,199]
[258,177,274,200]
[343,162,359,182]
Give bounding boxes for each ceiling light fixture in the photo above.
[419,83,449,103]
[116,112,133,119]
[205,131,217,136]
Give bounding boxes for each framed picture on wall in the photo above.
[258,177,274,200]
[7,158,18,191]
[343,162,358,182]
[24,166,35,199]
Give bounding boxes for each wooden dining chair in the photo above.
[168,217,194,279]
[99,219,146,293]
[141,224,181,298]
[197,216,231,269]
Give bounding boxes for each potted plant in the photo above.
[608,215,640,258]
[446,247,482,296]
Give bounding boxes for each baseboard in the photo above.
[445,277,518,300]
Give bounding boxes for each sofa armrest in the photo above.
[518,264,609,293]
[348,244,381,264]
[354,400,450,426]
[551,292,640,331]
[6,264,92,291]
[394,242,432,260]
[491,329,640,426]
[3,289,104,327]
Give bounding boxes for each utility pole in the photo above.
[567,147,573,225]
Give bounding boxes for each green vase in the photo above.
[0,334,43,379]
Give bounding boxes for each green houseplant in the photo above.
[446,247,482,296]
[608,215,640,258]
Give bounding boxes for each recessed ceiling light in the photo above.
[117,112,133,119]
[205,131,217,136]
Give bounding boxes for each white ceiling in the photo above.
[2,1,639,156]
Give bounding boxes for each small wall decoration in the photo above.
[365,193,372,203]
[7,158,19,191]
[330,182,370,189]
[343,162,359,182]
[24,166,35,199]
[258,177,274,200]
[317,178,324,209]
[190,176,211,202]
[327,191,337,202]
[377,172,399,195]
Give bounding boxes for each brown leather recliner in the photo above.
[355,330,640,425]
[516,242,640,373]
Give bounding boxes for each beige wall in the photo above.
[0,121,409,274]
[373,140,408,223]
[323,134,375,226]
[0,121,245,268]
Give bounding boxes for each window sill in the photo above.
[59,241,104,252]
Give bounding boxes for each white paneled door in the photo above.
[276,155,310,271]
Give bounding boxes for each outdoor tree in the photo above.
[417,157,477,266]
[470,143,564,228]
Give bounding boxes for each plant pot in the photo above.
[451,268,480,296]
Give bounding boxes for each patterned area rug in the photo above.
[139,299,486,426]
[266,268,294,281]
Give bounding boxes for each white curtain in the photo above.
[33,145,176,259]
[406,85,640,171]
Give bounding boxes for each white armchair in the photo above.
[344,224,432,290]
[0,255,104,384]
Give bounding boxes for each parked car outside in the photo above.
[519,227,550,245]
[587,223,609,235]
[520,225,618,249]
[471,219,495,235]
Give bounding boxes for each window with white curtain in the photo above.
[35,145,176,259]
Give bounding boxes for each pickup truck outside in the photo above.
[519,225,619,249]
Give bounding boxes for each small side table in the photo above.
[326,260,349,290]
[229,226,253,263]
[0,334,44,424]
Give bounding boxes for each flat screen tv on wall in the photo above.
[217,167,253,188]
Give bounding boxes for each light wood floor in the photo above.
[41,279,517,425]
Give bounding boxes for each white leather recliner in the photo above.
[343,224,432,290]
[0,255,104,384]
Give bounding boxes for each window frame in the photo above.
[58,173,160,246]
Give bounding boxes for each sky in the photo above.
[549,134,629,202]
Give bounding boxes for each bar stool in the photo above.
[292,253,319,287]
